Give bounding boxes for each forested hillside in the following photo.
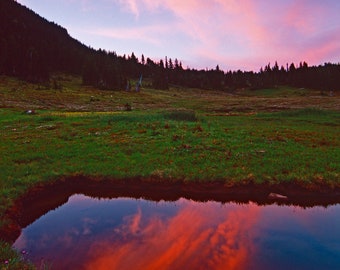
[0,0,339,92]
[0,0,89,82]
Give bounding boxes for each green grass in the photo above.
[240,86,309,97]
[1,108,339,193]
[0,75,340,268]
[163,109,198,122]
[0,241,35,270]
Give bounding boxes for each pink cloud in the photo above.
[123,206,142,234]
[116,0,140,18]
[145,0,284,69]
[302,27,340,65]
[84,201,260,270]
[38,0,338,70]
[88,25,165,45]
[19,0,340,70]
[280,0,333,36]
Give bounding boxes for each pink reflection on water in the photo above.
[84,200,260,270]
[12,194,340,269]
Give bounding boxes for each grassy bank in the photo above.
[1,75,340,214]
[0,241,34,269]
[1,106,339,216]
[0,75,339,268]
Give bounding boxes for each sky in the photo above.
[16,0,340,72]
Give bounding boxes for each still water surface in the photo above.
[13,194,340,269]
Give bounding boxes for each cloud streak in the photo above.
[88,25,167,46]
[104,0,339,70]
[17,0,340,70]
[84,201,260,270]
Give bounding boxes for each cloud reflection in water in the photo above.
[13,195,340,269]
[85,200,260,270]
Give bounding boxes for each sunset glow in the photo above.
[84,201,260,270]
[13,195,340,269]
[16,0,340,71]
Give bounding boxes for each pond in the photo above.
[12,193,340,270]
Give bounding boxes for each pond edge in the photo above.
[2,175,340,242]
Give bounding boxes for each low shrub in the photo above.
[163,110,197,122]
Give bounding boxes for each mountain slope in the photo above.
[0,0,90,82]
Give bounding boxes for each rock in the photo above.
[268,192,288,200]
[24,109,36,115]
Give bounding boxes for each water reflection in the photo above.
[13,194,340,270]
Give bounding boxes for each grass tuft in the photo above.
[163,110,198,122]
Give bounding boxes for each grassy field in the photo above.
[1,74,339,208]
[0,74,340,268]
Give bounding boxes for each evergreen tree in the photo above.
[130,52,138,64]
[159,59,165,69]
[165,56,168,69]
[168,58,173,69]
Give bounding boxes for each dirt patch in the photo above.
[1,176,340,243]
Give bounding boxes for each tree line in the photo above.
[1,0,339,92]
